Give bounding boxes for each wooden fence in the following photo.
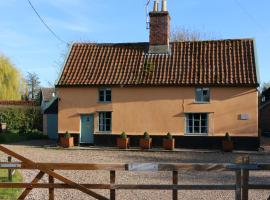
[0,145,269,200]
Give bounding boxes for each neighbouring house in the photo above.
[260,87,270,136]
[55,0,259,150]
[40,88,58,140]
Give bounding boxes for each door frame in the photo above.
[80,114,94,144]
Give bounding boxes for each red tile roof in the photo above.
[57,39,259,87]
[0,101,38,106]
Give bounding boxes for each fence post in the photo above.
[110,170,116,200]
[235,170,242,200]
[49,170,54,200]
[8,156,12,182]
[241,156,249,200]
[172,170,178,200]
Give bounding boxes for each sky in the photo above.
[0,0,269,87]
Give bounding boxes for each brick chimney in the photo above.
[149,0,170,54]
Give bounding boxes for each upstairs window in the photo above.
[195,88,210,102]
[99,88,111,102]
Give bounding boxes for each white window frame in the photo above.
[99,88,111,103]
[185,113,208,135]
[195,88,210,103]
[98,112,112,132]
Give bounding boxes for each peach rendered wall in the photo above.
[57,87,258,137]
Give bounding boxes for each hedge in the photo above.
[0,106,42,133]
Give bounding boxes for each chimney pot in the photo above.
[161,0,167,11]
[153,1,159,12]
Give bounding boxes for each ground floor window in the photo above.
[98,112,112,132]
[186,113,208,135]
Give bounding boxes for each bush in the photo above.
[120,132,127,139]
[225,132,231,142]
[166,132,173,140]
[143,132,151,140]
[64,131,72,138]
[0,107,42,133]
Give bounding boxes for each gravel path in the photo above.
[1,140,270,200]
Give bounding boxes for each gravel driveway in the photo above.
[1,140,270,200]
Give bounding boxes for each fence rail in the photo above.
[0,145,270,200]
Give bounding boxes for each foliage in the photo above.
[144,61,155,74]
[171,27,216,42]
[0,55,24,100]
[224,132,232,142]
[64,131,72,138]
[26,72,41,100]
[120,132,127,139]
[143,132,151,140]
[260,82,270,93]
[0,130,46,144]
[0,169,23,199]
[0,107,42,132]
[166,132,173,140]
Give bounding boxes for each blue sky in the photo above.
[0,0,269,86]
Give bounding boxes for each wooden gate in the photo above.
[0,145,269,200]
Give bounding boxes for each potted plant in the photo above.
[222,132,234,152]
[139,132,152,150]
[117,132,129,149]
[163,132,175,150]
[60,131,74,148]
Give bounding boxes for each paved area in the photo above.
[0,140,270,200]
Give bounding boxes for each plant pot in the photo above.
[139,138,152,149]
[117,138,129,149]
[0,123,7,133]
[60,137,74,148]
[163,139,175,150]
[222,140,234,152]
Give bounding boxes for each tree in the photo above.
[26,72,41,100]
[171,27,216,42]
[0,55,23,100]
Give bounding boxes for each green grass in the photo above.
[0,169,23,200]
[0,130,47,144]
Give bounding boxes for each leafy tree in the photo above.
[0,55,23,100]
[26,72,41,100]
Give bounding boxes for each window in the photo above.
[98,112,112,132]
[99,88,111,102]
[186,113,208,135]
[195,88,210,102]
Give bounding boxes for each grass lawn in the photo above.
[0,169,23,200]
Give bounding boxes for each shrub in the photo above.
[166,132,173,140]
[225,132,231,142]
[143,132,150,140]
[0,107,42,133]
[64,131,72,138]
[120,132,127,139]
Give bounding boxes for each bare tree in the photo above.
[171,27,216,42]
[26,72,41,100]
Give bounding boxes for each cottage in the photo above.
[40,88,58,140]
[56,0,259,150]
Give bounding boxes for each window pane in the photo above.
[185,113,208,134]
[194,126,200,133]
[194,114,200,120]
[201,120,207,126]
[195,88,202,102]
[105,90,111,102]
[99,90,104,102]
[201,127,208,133]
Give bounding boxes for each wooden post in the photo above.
[110,170,116,200]
[235,170,241,200]
[8,156,12,182]
[49,170,54,200]
[173,171,178,200]
[241,156,250,200]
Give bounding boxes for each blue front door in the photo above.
[80,115,94,144]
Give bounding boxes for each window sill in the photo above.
[95,131,112,134]
[184,134,209,136]
[193,101,211,104]
[97,102,112,104]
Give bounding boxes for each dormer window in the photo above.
[99,88,111,102]
[195,88,210,102]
